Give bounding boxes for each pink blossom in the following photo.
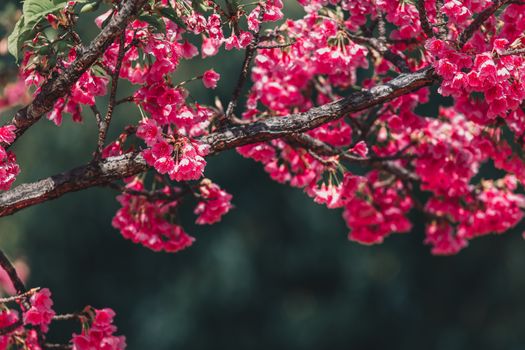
[194,181,233,224]
[0,310,20,349]
[136,119,160,146]
[112,179,195,253]
[202,69,220,89]
[0,150,20,191]
[178,40,199,59]
[71,308,126,350]
[0,125,16,145]
[23,288,55,333]
[169,142,207,182]
[201,37,221,58]
[349,141,368,157]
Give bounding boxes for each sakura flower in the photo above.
[23,288,55,333]
[71,308,126,350]
[194,180,233,224]
[202,69,220,89]
[0,151,20,191]
[169,142,207,182]
[0,125,16,144]
[349,141,368,158]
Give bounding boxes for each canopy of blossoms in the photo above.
[0,0,524,347]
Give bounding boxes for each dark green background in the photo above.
[1,1,525,349]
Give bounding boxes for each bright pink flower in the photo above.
[136,119,160,146]
[0,125,16,145]
[112,179,195,253]
[71,308,126,350]
[202,69,220,89]
[349,141,368,157]
[237,143,276,163]
[0,150,20,191]
[178,40,199,59]
[169,142,207,182]
[425,222,467,256]
[0,309,19,348]
[201,37,221,58]
[194,181,233,224]
[23,288,55,333]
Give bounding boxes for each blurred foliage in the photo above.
[0,0,525,349]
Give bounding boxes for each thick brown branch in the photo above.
[0,68,436,217]
[0,153,147,217]
[3,0,148,147]
[203,67,436,152]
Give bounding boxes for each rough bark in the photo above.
[3,0,148,146]
[0,67,437,217]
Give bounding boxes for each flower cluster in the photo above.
[0,125,20,191]
[0,310,20,350]
[0,273,125,349]
[72,308,126,350]
[344,188,412,245]
[23,288,55,333]
[425,176,525,255]
[194,180,233,225]
[2,0,525,257]
[112,178,195,253]
[112,176,232,252]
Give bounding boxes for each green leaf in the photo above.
[191,0,211,13]
[138,14,166,33]
[23,0,65,24]
[158,7,186,29]
[79,1,100,14]
[8,0,76,61]
[8,17,27,61]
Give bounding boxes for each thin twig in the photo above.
[0,250,26,295]
[257,40,295,49]
[52,313,81,321]
[415,0,434,38]
[90,105,103,126]
[223,5,266,124]
[435,0,448,39]
[347,33,410,73]
[43,343,72,350]
[0,248,28,336]
[2,0,149,148]
[95,33,126,158]
[0,288,40,304]
[458,0,513,48]
[115,96,135,105]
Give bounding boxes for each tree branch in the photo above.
[223,6,265,124]
[95,33,126,158]
[0,248,27,336]
[0,153,147,217]
[203,67,435,152]
[2,0,148,147]
[0,249,26,295]
[415,0,434,38]
[458,0,513,48]
[0,67,436,217]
